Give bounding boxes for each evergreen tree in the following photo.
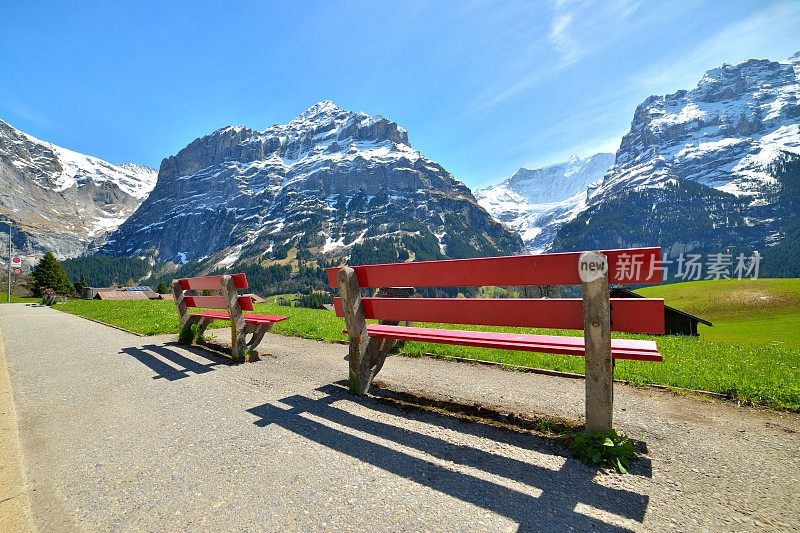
[32,252,73,296]
[156,281,169,294]
[73,272,88,297]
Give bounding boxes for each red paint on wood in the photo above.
[325,248,661,288]
[333,297,665,334]
[178,273,248,291]
[183,295,255,311]
[365,324,662,362]
[190,311,288,324]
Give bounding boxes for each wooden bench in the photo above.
[326,248,665,431]
[171,273,287,363]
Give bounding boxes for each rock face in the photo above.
[0,120,157,258]
[100,101,523,266]
[475,153,614,252]
[554,52,800,257]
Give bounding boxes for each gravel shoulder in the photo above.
[1,303,798,532]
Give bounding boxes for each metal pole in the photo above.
[5,222,11,303]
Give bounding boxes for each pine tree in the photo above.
[32,252,74,296]
[156,281,169,294]
[73,272,88,297]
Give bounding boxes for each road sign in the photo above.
[12,267,23,276]
[11,256,22,265]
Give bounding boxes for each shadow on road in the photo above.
[120,343,226,381]
[247,382,650,531]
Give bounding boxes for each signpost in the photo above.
[12,267,23,276]
[4,222,11,303]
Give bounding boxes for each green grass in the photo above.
[57,299,186,335]
[2,296,40,304]
[52,281,800,411]
[636,278,800,348]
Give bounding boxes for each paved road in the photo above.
[1,303,798,532]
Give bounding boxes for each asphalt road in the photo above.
[1,303,798,532]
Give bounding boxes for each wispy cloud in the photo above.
[0,100,52,128]
[471,0,643,110]
[634,0,800,96]
[548,11,579,66]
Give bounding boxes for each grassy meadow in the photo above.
[53,278,800,411]
[635,278,800,348]
[2,296,40,304]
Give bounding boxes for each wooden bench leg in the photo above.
[338,267,373,395]
[243,323,274,361]
[195,317,212,341]
[177,315,202,344]
[221,275,248,363]
[581,251,613,432]
[362,288,413,384]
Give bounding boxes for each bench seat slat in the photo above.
[333,297,665,335]
[365,324,662,362]
[190,311,288,324]
[326,247,662,288]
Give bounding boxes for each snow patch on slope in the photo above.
[476,153,614,252]
[16,129,157,198]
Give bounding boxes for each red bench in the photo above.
[326,248,665,431]
[171,273,287,363]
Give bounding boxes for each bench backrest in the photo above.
[175,273,255,311]
[326,248,665,335]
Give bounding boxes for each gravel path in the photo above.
[1,303,798,532]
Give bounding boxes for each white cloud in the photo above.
[635,0,800,96]
[548,12,580,66]
[471,0,643,110]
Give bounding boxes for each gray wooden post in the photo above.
[171,279,190,328]
[221,274,248,363]
[580,251,613,432]
[337,267,371,395]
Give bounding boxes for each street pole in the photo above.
[5,222,10,303]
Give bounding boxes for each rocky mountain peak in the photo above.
[296,100,343,119]
[553,51,800,260]
[278,100,410,147]
[101,102,521,266]
[476,153,614,253]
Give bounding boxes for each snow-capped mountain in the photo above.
[475,153,614,252]
[554,52,800,259]
[0,119,157,258]
[100,101,523,266]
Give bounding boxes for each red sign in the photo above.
[11,256,22,265]
[12,267,23,276]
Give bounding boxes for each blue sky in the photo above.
[1,0,798,188]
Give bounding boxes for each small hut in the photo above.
[610,287,712,336]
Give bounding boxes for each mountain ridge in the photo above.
[0,119,157,258]
[99,101,523,268]
[554,51,800,264]
[475,153,614,252]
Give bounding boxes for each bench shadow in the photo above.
[366,384,654,479]
[120,343,227,381]
[247,382,650,531]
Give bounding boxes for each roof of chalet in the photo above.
[94,291,150,300]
